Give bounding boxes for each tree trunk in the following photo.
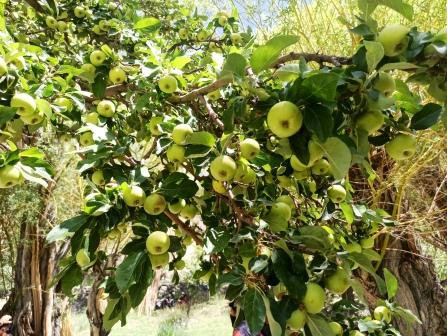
[86,271,109,336]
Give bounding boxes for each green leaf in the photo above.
[364,41,384,72]
[393,306,422,324]
[0,106,16,127]
[349,252,386,294]
[261,295,283,336]
[134,17,160,30]
[319,137,352,180]
[116,251,145,294]
[303,104,333,142]
[159,172,198,200]
[170,56,191,69]
[92,72,107,98]
[185,131,215,147]
[291,226,331,251]
[275,64,301,82]
[302,73,340,102]
[378,0,413,20]
[46,215,89,243]
[244,288,266,334]
[340,203,354,224]
[221,53,247,78]
[217,268,244,287]
[306,314,335,336]
[272,249,307,300]
[379,62,419,71]
[383,268,398,299]
[19,148,45,159]
[410,103,442,130]
[250,35,299,73]
[60,263,83,297]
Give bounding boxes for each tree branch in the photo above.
[164,211,203,245]
[271,52,352,68]
[169,78,233,103]
[24,0,44,12]
[198,95,224,130]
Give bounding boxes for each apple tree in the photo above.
[1,0,447,335]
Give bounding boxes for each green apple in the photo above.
[231,33,242,45]
[11,93,36,116]
[172,123,193,145]
[356,110,384,135]
[123,185,146,207]
[277,175,292,188]
[287,308,306,330]
[217,13,228,26]
[108,2,118,11]
[207,90,221,101]
[302,282,326,314]
[377,24,410,57]
[74,6,86,18]
[240,138,260,160]
[210,155,237,181]
[92,170,105,186]
[92,25,103,35]
[81,63,96,75]
[144,193,167,215]
[45,16,57,28]
[276,195,294,209]
[20,112,44,125]
[0,57,7,76]
[146,231,170,255]
[267,101,303,138]
[97,100,115,118]
[149,116,163,135]
[385,134,416,160]
[311,159,330,175]
[54,97,73,113]
[233,162,256,185]
[79,132,94,146]
[99,20,109,31]
[57,21,68,32]
[293,169,310,180]
[327,185,346,203]
[175,259,186,270]
[11,56,25,70]
[179,28,188,40]
[329,322,343,336]
[168,199,186,214]
[166,144,185,163]
[345,242,362,253]
[349,331,365,336]
[209,42,221,52]
[196,29,209,41]
[180,204,198,219]
[158,75,178,93]
[0,165,23,188]
[212,180,227,194]
[325,267,350,294]
[85,112,99,124]
[373,72,395,97]
[90,50,107,66]
[75,249,90,268]
[150,252,170,269]
[270,202,292,221]
[374,306,392,323]
[109,66,127,84]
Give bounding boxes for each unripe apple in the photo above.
[146,231,170,255]
[99,20,109,31]
[349,331,365,336]
[234,163,256,185]
[0,165,23,188]
[287,308,306,330]
[150,252,170,269]
[79,132,94,146]
[109,66,127,84]
[90,50,107,66]
[97,100,115,118]
[267,101,303,138]
[108,2,118,11]
[361,236,375,249]
[179,28,188,40]
[81,63,96,75]
[374,306,392,323]
[11,93,36,116]
[311,158,330,175]
[11,57,25,70]
[74,6,86,18]
[385,134,416,160]
[166,144,185,163]
[231,33,242,45]
[329,322,343,336]
[175,259,186,270]
[207,90,221,101]
[270,202,292,221]
[168,199,186,214]
[277,175,292,188]
[54,97,73,113]
[123,185,146,207]
[377,24,410,57]
[20,112,44,125]
[302,282,326,314]
[210,155,237,181]
[180,204,198,219]
[240,138,260,160]
[148,116,163,135]
[293,169,310,180]
[212,180,227,194]
[327,185,346,203]
[196,29,209,41]
[325,267,350,294]
[0,57,7,76]
[345,242,362,253]
[356,110,384,135]
[45,16,57,28]
[57,21,68,32]
[85,112,99,125]
[276,195,295,209]
[158,75,178,93]
[172,123,193,145]
[75,249,90,268]
[217,14,228,26]
[144,193,166,215]
[92,170,105,186]
[92,25,103,35]
[373,72,395,97]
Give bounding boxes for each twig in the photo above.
[169,78,233,103]
[164,211,202,245]
[198,95,224,130]
[271,52,352,68]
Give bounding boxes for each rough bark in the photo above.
[86,271,109,336]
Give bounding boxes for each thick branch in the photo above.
[169,78,233,103]
[272,52,352,68]
[198,95,224,130]
[164,211,202,245]
[85,83,130,102]
[24,0,44,12]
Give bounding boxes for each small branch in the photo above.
[198,95,224,130]
[168,39,224,52]
[24,0,44,12]
[164,211,202,245]
[271,52,352,68]
[85,83,131,102]
[169,78,233,103]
